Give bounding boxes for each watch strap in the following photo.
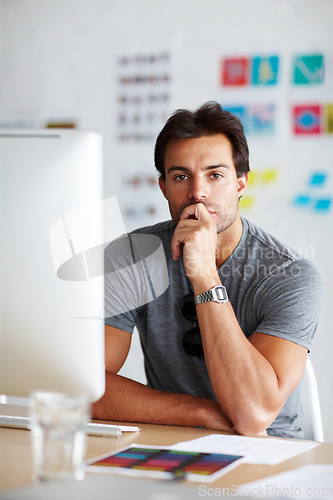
[194,285,228,305]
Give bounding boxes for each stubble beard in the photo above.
[170,200,239,236]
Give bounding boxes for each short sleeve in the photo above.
[105,310,138,334]
[254,259,323,351]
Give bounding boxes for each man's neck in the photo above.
[215,216,243,269]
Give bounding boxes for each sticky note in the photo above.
[240,196,255,209]
[314,198,331,211]
[293,195,311,207]
[262,169,278,184]
[308,172,327,187]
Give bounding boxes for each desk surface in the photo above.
[1,415,333,497]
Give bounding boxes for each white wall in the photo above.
[1,0,332,440]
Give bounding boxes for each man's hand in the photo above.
[171,203,218,281]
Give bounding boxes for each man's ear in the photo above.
[158,176,168,199]
[237,173,248,198]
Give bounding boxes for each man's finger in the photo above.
[180,203,211,221]
[170,221,196,261]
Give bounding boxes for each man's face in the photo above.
[158,134,248,234]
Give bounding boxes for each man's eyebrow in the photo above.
[166,166,190,174]
[205,164,230,170]
[166,164,230,174]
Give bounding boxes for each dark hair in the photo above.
[154,101,250,179]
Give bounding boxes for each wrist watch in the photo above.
[194,285,228,305]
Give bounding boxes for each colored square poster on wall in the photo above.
[292,105,322,134]
[324,104,333,134]
[252,56,279,85]
[247,104,276,134]
[221,57,249,86]
[293,54,324,85]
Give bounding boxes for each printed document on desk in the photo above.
[170,434,319,465]
[240,465,333,498]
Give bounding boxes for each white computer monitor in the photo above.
[0,129,105,403]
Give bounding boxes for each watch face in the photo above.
[215,287,226,301]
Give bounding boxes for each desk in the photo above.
[1,419,333,498]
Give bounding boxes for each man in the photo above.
[93,101,322,438]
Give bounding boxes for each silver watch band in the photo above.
[194,285,228,305]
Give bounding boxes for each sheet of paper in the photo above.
[239,465,333,498]
[85,443,244,482]
[170,434,319,465]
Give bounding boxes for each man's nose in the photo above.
[187,178,208,201]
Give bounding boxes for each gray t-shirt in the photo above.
[105,218,322,438]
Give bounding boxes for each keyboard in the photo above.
[0,415,140,437]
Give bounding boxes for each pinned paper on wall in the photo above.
[247,168,279,186]
[293,171,331,213]
[240,168,279,210]
[292,105,322,134]
[119,166,168,230]
[293,195,312,207]
[221,57,250,86]
[294,195,331,212]
[325,104,333,134]
[224,104,276,136]
[293,54,324,85]
[252,56,279,85]
[308,172,327,187]
[239,196,255,210]
[314,198,331,211]
[292,103,333,135]
[116,52,173,142]
[248,104,276,134]
[221,55,279,87]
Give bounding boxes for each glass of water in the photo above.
[29,391,90,482]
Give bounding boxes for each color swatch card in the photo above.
[86,444,243,482]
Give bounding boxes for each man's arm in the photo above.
[92,325,234,432]
[195,298,307,435]
[171,203,309,435]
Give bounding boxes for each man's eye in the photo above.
[210,173,222,180]
[175,174,188,181]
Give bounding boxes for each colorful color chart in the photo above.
[87,445,243,482]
